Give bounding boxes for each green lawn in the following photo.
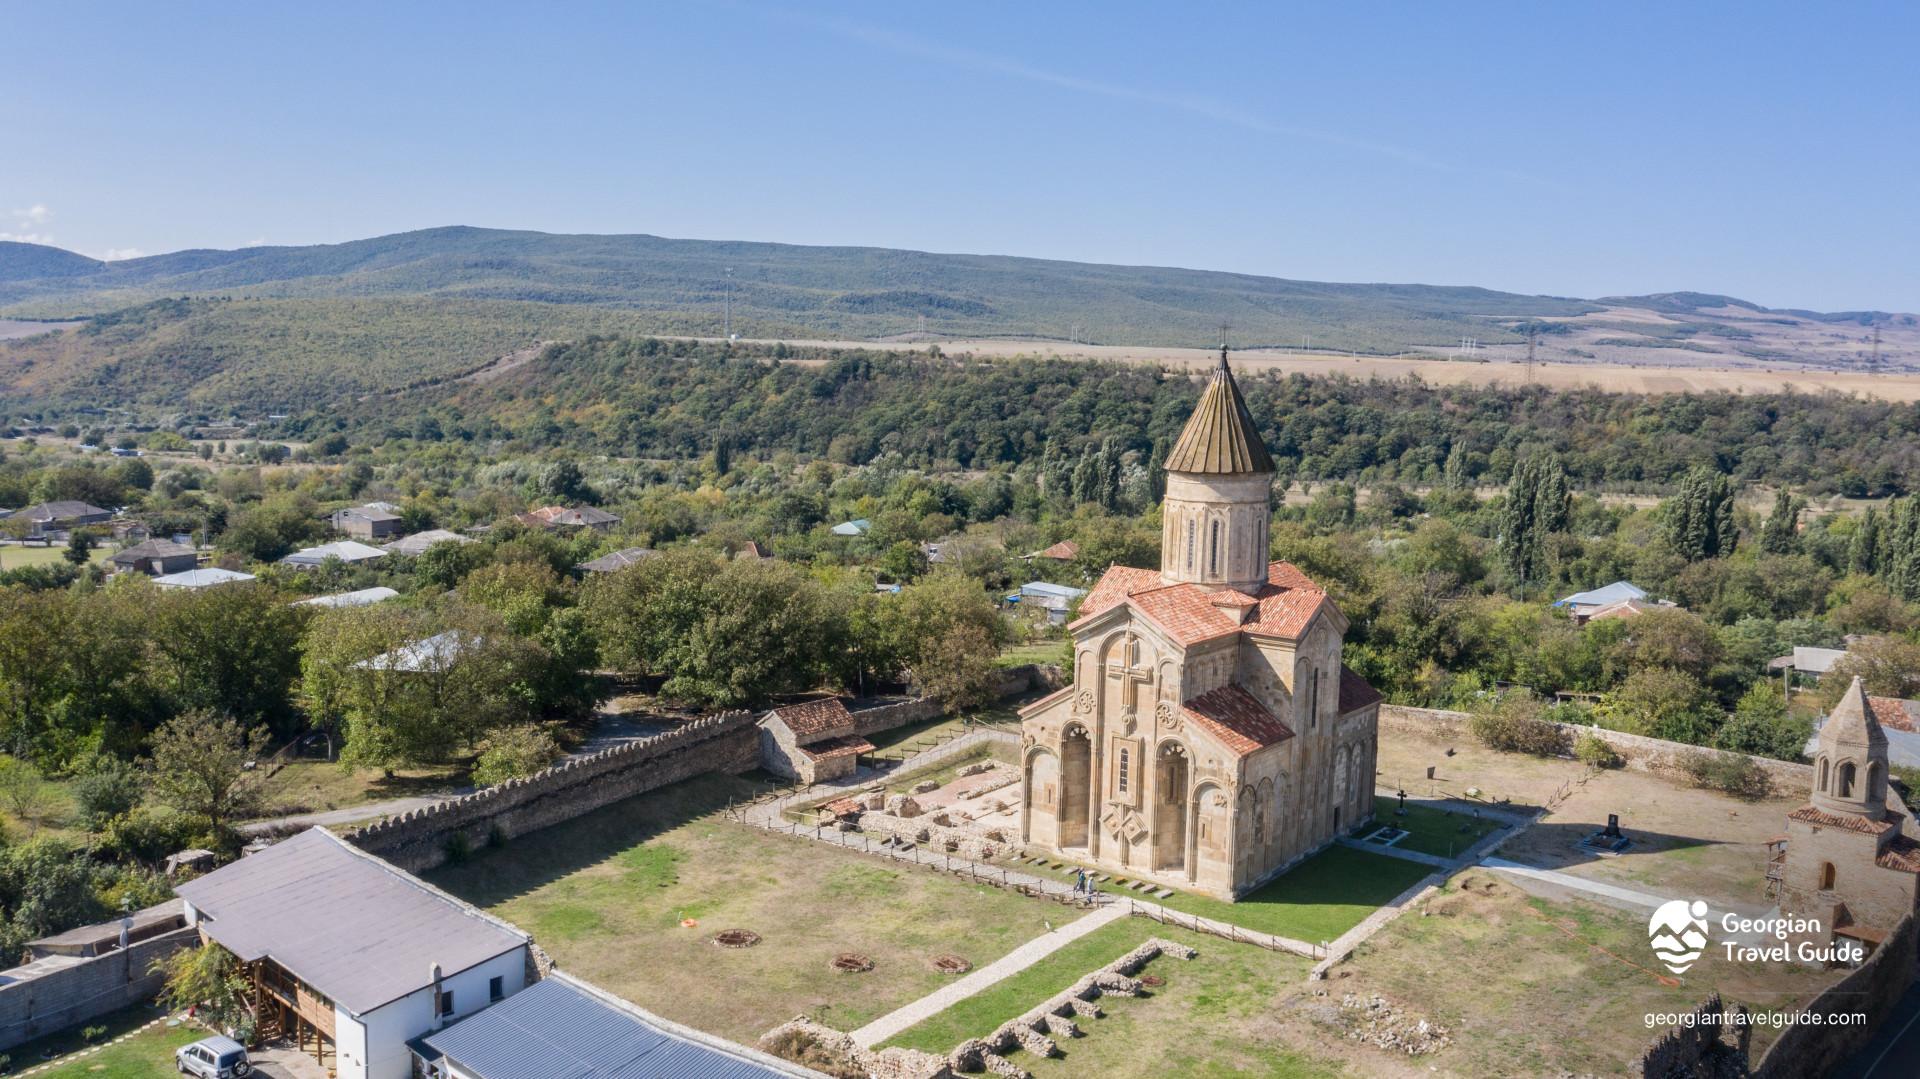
[995,640,1068,669]
[429,772,1066,1041]
[1362,797,1500,859]
[1145,846,1435,945]
[27,1005,199,1078]
[864,703,1020,756]
[0,544,109,571]
[885,922,1335,1077]
[256,757,469,816]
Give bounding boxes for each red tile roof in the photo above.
[1339,665,1382,714]
[764,698,855,741]
[1877,835,1920,874]
[1787,804,1897,836]
[799,735,875,762]
[1035,540,1080,561]
[1867,696,1920,733]
[1181,685,1295,757]
[1073,562,1332,647]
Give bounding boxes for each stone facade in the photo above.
[1019,355,1380,900]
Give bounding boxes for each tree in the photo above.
[1759,488,1802,555]
[0,758,59,836]
[913,621,1001,711]
[584,549,838,708]
[1599,668,1719,744]
[145,712,269,839]
[155,942,254,1033]
[1715,683,1812,761]
[472,724,561,787]
[148,584,307,738]
[1662,468,1738,563]
[1497,453,1570,589]
[1822,635,1920,706]
[70,755,144,830]
[62,529,94,567]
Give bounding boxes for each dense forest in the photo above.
[305,338,1920,496]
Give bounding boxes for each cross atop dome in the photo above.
[1163,347,1275,476]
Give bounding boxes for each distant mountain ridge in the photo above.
[0,226,1606,351]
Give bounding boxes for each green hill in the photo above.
[0,226,1595,352]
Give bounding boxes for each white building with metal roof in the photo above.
[175,829,531,1079]
[417,971,813,1079]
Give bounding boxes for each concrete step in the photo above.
[1153,888,1174,898]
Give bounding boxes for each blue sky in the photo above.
[4,2,1915,310]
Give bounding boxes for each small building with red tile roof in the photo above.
[1030,540,1080,563]
[1775,677,1920,952]
[1018,350,1381,901]
[757,698,876,785]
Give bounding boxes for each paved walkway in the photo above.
[1481,856,1674,911]
[241,793,453,835]
[849,903,1130,1048]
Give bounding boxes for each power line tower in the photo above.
[722,266,734,339]
[1526,322,1537,384]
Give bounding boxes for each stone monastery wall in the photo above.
[349,664,1061,874]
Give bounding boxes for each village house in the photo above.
[1554,580,1653,623]
[1019,349,1383,901]
[281,540,390,568]
[757,698,875,784]
[108,537,198,576]
[830,518,870,537]
[575,547,657,574]
[295,586,401,609]
[414,970,808,1079]
[152,567,256,589]
[331,503,404,541]
[515,505,620,532]
[175,829,532,1079]
[382,529,474,557]
[1027,539,1080,565]
[1,500,113,540]
[1772,677,1920,955]
[1008,580,1088,626]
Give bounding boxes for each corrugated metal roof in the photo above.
[421,974,815,1078]
[175,829,526,1017]
[1163,350,1275,475]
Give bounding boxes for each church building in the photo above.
[1772,676,1920,952]
[1018,350,1382,900]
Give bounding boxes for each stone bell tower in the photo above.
[1159,347,1275,594]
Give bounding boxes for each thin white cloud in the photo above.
[242,237,269,248]
[0,232,56,245]
[774,9,1550,184]
[100,247,145,261]
[13,204,52,226]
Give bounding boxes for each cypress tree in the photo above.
[1850,505,1883,575]
[1662,468,1739,562]
[1759,487,1801,555]
[1497,452,1570,589]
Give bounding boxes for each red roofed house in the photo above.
[1019,349,1381,900]
[757,698,877,785]
[1772,677,1920,954]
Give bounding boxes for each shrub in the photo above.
[91,807,203,866]
[1890,764,1920,813]
[472,725,562,788]
[1467,693,1570,757]
[71,756,145,831]
[1573,732,1622,770]
[1676,750,1772,800]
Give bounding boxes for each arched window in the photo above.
[1185,518,1195,572]
[1820,861,1837,890]
[1208,520,1221,577]
[1869,761,1884,799]
[1839,761,1857,799]
[1817,756,1830,792]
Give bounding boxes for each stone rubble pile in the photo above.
[1335,992,1452,1056]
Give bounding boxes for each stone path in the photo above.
[1480,855,1675,912]
[241,793,454,835]
[849,903,1130,1048]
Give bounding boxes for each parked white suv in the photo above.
[176,1035,251,1078]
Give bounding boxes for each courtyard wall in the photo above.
[0,925,197,1051]
[349,664,1060,874]
[1750,912,1917,1079]
[1380,704,1814,789]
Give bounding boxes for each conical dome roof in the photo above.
[1821,676,1888,751]
[1164,348,1275,475]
